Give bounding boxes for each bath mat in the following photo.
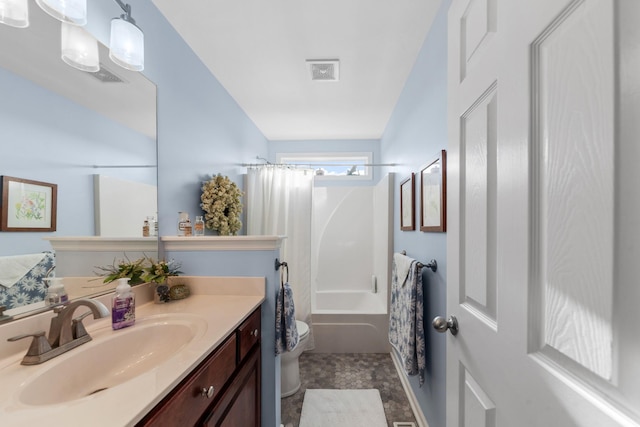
[299,389,387,427]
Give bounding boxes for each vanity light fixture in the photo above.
[0,0,29,28]
[109,0,144,72]
[61,21,99,72]
[35,0,86,26]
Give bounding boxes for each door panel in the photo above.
[530,0,615,381]
[461,365,496,427]
[447,0,640,425]
[461,84,498,324]
[460,0,497,81]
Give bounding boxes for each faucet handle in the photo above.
[72,311,94,339]
[8,331,52,357]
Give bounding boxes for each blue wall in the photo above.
[380,2,448,426]
[0,67,155,256]
[86,0,269,238]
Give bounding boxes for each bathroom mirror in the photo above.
[0,4,157,319]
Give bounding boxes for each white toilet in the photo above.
[280,320,310,397]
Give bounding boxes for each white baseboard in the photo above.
[390,351,430,427]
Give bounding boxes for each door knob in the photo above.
[432,315,459,335]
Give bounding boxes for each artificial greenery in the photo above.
[95,256,182,285]
[141,257,183,284]
[200,174,243,236]
[94,255,146,285]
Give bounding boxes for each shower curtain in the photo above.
[246,166,314,349]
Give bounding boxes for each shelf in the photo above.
[161,235,285,251]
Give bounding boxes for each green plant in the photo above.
[94,256,146,285]
[142,257,183,284]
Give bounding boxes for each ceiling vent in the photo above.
[306,59,339,82]
[90,64,126,83]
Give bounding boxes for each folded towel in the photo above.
[389,259,425,386]
[393,252,414,287]
[0,253,47,288]
[275,282,299,355]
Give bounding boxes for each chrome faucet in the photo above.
[7,299,110,365]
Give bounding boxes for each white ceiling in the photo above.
[151,0,442,141]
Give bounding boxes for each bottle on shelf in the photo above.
[177,211,189,236]
[194,215,205,236]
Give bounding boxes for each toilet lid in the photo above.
[296,321,309,339]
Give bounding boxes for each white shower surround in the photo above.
[310,175,393,353]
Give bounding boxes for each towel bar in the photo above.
[400,250,437,273]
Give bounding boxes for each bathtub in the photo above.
[310,290,390,353]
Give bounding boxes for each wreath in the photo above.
[200,174,243,235]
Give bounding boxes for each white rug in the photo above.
[299,389,387,427]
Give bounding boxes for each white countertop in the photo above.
[0,277,265,427]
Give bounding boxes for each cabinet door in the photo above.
[237,307,261,363]
[204,346,261,427]
[137,334,237,427]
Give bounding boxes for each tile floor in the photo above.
[281,353,417,427]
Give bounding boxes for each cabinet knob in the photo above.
[201,385,215,399]
[251,329,259,337]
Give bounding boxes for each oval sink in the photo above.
[18,315,207,406]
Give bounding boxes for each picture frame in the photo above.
[1,176,57,232]
[420,150,447,232]
[400,173,415,231]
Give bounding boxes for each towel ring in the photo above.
[275,258,287,271]
[275,258,289,285]
[280,264,289,285]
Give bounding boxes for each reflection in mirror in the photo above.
[0,4,157,321]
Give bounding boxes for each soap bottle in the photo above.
[112,278,135,330]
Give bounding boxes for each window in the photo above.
[276,152,373,180]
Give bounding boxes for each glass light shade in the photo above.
[61,22,99,72]
[0,0,29,28]
[35,0,86,26]
[109,18,144,72]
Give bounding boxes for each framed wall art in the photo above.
[420,150,446,232]
[1,176,57,232]
[400,173,415,231]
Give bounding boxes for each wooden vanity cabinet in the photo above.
[137,307,261,427]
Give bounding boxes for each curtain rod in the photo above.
[241,162,397,167]
[92,165,156,168]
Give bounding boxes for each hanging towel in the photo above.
[393,252,414,287]
[275,282,299,355]
[389,257,425,386]
[0,253,47,288]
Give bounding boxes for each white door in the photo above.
[444,0,640,426]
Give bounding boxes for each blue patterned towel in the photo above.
[275,282,299,355]
[389,258,425,386]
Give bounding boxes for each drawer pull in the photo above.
[251,329,259,337]
[201,386,215,399]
